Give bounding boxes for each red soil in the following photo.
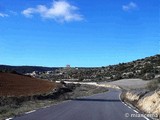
[0,73,56,97]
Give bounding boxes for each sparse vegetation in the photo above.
[146,78,160,91]
[22,54,160,82]
[142,73,155,80]
[147,80,159,91]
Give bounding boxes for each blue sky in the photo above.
[0,0,159,67]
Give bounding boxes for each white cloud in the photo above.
[22,8,35,18]
[0,12,9,17]
[22,0,83,22]
[122,2,137,11]
[9,10,18,15]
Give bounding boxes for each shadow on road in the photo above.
[71,98,121,102]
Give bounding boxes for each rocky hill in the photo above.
[0,54,159,81]
[26,54,160,81]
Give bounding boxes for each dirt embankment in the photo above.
[122,89,160,119]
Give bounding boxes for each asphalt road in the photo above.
[13,89,148,120]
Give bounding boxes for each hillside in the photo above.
[29,54,160,81]
[0,54,160,82]
[0,73,56,96]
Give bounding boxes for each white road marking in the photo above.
[5,118,13,120]
[143,116,150,120]
[133,110,138,113]
[25,110,36,114]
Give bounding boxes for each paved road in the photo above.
[13,89,148,120]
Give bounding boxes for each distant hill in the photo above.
[0,65,59,74]
[32,54,160,81]
[1,54,160,81]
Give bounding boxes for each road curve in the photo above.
[13,89,148,120]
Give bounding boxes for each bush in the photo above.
[141,64,153,74]
[78,77,84,82]
[112,74,122,80]
[146,80,159,91]
[142,73,155,80]
[157,77,160,83]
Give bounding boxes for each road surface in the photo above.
[13,89,148,120]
